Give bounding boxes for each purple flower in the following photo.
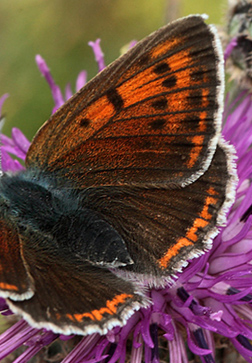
[1,36,252,363]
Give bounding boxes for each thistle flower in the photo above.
[225,0,252,89]
[1,30,252,363]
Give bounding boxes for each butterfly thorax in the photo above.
[0,171,131,268]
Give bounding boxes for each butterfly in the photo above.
[227,0,252,88]
[0,14,236,336]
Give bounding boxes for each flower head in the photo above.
[1,28,252,363]
[225,0,252,89]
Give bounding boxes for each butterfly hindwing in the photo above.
[26,15,223,189]
[7,232,145,335]
[80,143,232,280]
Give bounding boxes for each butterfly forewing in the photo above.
[26,15,223,189]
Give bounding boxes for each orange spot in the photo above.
[118,68,161,108]
[198,111,207,132]
[75,95,115,140]
[200,196,217,220]
[168,89,190,113]
[66,312,94,322]
[186,135,204,168]
[161,50,190,75]
[106,299,118,313]
[158,238,194,268]
[150,38,180,58]
[158,187,219,269]
[208,187,218,195]
[66,293,133,323]
[201,88,209,108]
[175,63,192,88]
[0,282,18,291]
[117,48,193,111]
[186,218,209,243]
[45,94,116,169]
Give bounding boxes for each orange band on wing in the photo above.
[66,293,133,323]
[186,135,204,168]
[158,187,219,269]
[0,282,19,291]
[150,38,181,58]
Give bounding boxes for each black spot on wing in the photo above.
[107,88,124,112]
[149,118,166,130]
[162,75,177,88]
[153,62,171,75]
[151,98,168,110]
[80,118,91,127]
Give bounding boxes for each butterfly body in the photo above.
[0,15,237,336]
[0,171,133,268]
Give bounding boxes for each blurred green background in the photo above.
[0,0,227,140]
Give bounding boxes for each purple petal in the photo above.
[35,54,65,111]
[76,70,87,91]
[88,39,106,71]
[12,128,30,154]
[224,37,238,61]
[65,83,73,100]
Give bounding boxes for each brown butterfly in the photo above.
[0,15,236,336]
